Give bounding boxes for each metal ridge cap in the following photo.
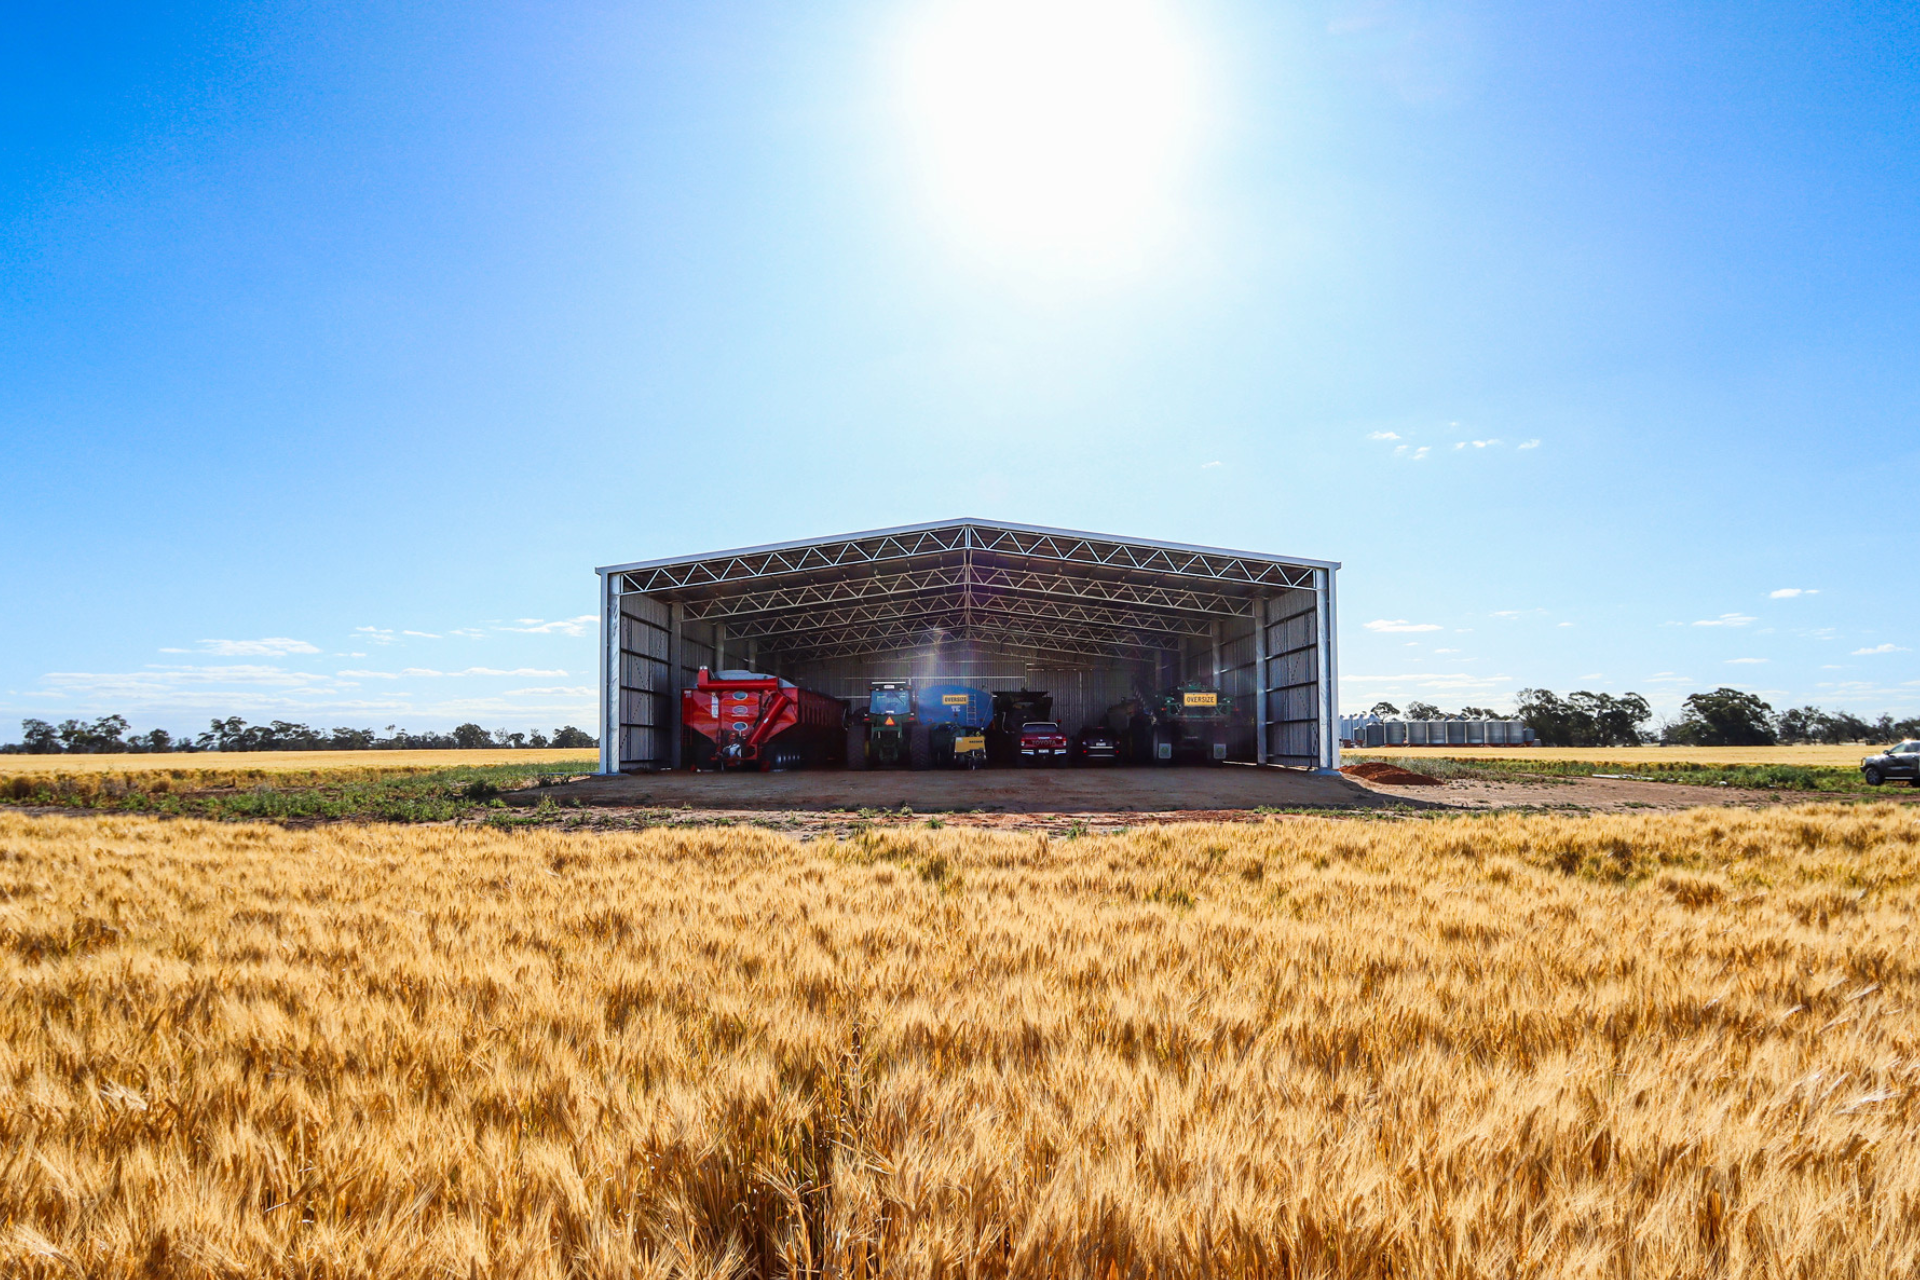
[597,517,1340,577]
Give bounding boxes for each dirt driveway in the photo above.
[1348,774,1831,811]
[500,762,1898,837]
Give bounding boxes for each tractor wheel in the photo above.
[845,724,867,770]
[909,725,932,771]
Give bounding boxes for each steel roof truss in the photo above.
[670,564,1257,623]
[618,522,1314,595]
[759,611,1177,664]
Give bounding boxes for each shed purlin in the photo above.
[598,519,1340,773]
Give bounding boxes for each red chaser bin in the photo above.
[682,668,847,771]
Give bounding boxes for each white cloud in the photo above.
[1692,613,1756,628]
[1200,460,1222,468]
[1517,439,1540,450]
[1726,657,1768,665]
[1645,672,1692,683]
[336,666,570,680]
[1557,622,1573,628]
[161,638,320,657]
[1471,439,1500,448]
[399,667,571,678]
[13,660,597,728]
[1365,619,1443,633]
[43,665,336,692]
[1433,648,1460,654]
[448,628,486,639]
[1342,672,1511,691]
[1491,610,1523,619]
[1851,643,1909,655]
[1367,431,1400,440]
[403,630,441,639]
[355,626,397,645]
[1391,445,1431,461]
[501,616,597,637]
[1452,441,1465,450]
[1769,588,1817,599]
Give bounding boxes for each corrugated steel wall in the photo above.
[779,648,1155,732]
[616,593,670,769]
[1263,585,1322,768]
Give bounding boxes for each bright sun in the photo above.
[896,0,1202,273]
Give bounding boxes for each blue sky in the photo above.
[2,0,1915,735]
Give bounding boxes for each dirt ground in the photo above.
[509,763,1384,814]
[503,763,1911,838]
[1353,774,1848,811]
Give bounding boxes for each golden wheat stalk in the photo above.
[0,804,1914,1277]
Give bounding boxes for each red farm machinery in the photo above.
[681,668,846,771]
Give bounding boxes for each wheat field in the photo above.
[3,805,1917,1278]
[0,747,600,776]
[1343,744,1880,768]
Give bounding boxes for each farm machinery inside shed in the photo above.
[596,520,1341,774]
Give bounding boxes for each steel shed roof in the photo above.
[600,518,1336,665]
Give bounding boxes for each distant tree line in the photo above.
[1364,690,1920,748]
[0,716,597,755]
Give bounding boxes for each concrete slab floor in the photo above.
[508,763,1392,814]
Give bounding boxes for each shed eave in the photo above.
[595,517,1341,580]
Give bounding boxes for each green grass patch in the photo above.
[1370,755,1877,792]
[0,761,593,823]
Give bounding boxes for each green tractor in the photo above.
[846,680,914,769]
[1119,681,1234,765]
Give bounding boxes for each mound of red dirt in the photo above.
[1341,761,1445,786]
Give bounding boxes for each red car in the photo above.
[1018,721,1069,765]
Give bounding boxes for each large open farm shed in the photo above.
[595,520,1340,774]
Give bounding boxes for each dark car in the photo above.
[1074,725,1119,764]
[1862,741,1920,787]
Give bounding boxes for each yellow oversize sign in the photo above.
[941,694,971,705]
[1184,692,1218,707]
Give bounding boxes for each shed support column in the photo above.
[1254,595,1269,765]
[1314,568,1335,773]
[668,602,683,770]
[715,622,726,674]
[1209,619,1221,688]
[1326,568,1341,771]
[598,571,618,776]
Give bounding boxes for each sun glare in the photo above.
[897,0,1202,274]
